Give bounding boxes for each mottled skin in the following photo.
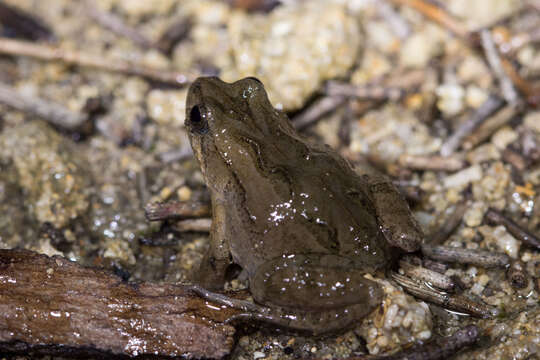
[185,77,423,333]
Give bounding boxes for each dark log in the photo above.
[0,249,239,359]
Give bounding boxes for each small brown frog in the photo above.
[185,77,423,334]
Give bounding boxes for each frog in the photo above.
[184,76,423,334]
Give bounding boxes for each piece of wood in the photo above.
[0,249,239,359]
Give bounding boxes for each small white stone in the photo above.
[436,83,465,116]
[466,85,488,108]
[463,202,487,227]
[524,111,540,133]
[253,351,265,359]
[494,225,520,258]
[443,165,483,188]
[492,126,518,150]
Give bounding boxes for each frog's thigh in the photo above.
[250,254,383,313]
[193,199,232,290]
[368,176,423,252]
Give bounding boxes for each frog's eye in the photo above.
[188,105,209,135]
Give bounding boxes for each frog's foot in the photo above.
[190,285,376,335]
[368,177,423,252]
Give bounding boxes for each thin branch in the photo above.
[145,200,211,221]
[440,95,504,156]
[421,244,510,268]
[389,0,470,39]
[292,95,346,130]
[86,3,154,50]
[480,30,519,105]
[392,273,497,318]
[427,200,468,245]
[398,153,466,172]
[484,208,540,249]
[0,82,88,130]
[0,37,194,85]
[462,104,518,150]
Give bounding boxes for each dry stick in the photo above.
[480,30,520,105]
[0,2,54,41]
[440,95,504,156]
[389,0,470,39]
[427,201,468,245]
[173,218,212,232]
[293,95,346,130]
[0,248,238,359]
[378,0,411,39]
[484,208,540,249]
[157,145,194,163]
[392,273,497,318]
[421,244,510,268]
[502,148,527,171]
[462,104,518,150]
[325,81,404,101]
[375,325,479,360]
[0,82,87,130]
[398,153,466,172]
[399,260,455,291]
[86,3,154,49]
[145,200,211,221]
[0,37,194,85]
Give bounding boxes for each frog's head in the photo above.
[185,76,295,194]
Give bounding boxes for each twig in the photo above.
[157,145,194,163]
[484,208,540,249]
[0,37,194,85]
[156,17,193,54]
[399,260,455,291]
[427,201,468,245]
[389,0,470,39]
[421,244,510,268]
[462,104,518,150]
[374,325,479,360]
[398,153,466,172]
[480,30,519,105]
[0,82,88,130]
[378,0,411,39]
[173,218,212,232]
[0,249,237,359]
[325,81,404,101]
[86,2,154,50]
[292,95,346,130]
[145,200,211,221]
[0,2,54,41]
[392,273,497,318]
[506,260,529,289]
[440,95,504,156]
[502,148,526,171]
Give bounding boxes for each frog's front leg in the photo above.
[367,175,423,252]
[193,198,232,290]
[192,254,384,334]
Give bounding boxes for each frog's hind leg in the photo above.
[189,284,377,335]
[367,175,423,252]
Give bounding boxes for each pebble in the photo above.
[436,83,465,116]
[443,165,483,188]
[523,111,540,133]
[492,126,518,150]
